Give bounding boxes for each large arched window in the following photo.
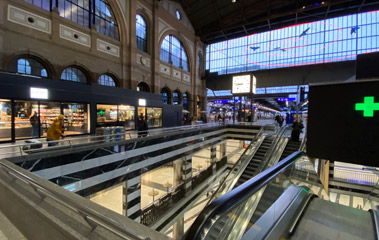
[136,15,147,52]
[17,58,48,77]
[25,0,119,40]
[137,82,150,92]
[161,87,171,104]
[183,92,188,110]
[160,35,189,72]
[61,67,87,83]
[173,90,181,105]
[98,74,116,86]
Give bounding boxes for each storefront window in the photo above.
[0,100,12,141]
[147,108,162,128]
[39,102,61,137]
[14,101,39,139]
[119,105,135,129]
[183,93,188,110]
[97,104,117,124]
[62,103,89,135]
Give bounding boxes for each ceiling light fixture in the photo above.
[232,0,236,2]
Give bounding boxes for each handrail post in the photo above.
[19,145,23,156]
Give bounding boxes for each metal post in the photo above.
[233,96,236,124]
[251,93,254,122]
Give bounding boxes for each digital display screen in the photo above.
[307,80,379,167]
[232,75,251,94]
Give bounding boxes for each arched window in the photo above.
[160,35,189,72]
[173,90,181,105]
[197,54,201,77]
[183,92,188,110]
[25,0,119,40]
[161,88,171,104]
[17,58,48,77]
[61,67,87,83]
[137,82,150,92]
[136,15,147,52]
[98,74,115,86]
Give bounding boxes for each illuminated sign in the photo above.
[281,107,290,110]
[214,100,241,104]
[278,98,296,102]
[139,99,146,106]
[30,87,48,99]
[232,75,251,94]
[355,96,379,117]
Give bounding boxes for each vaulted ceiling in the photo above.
[172,0,379,44]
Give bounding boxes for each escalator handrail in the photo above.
[204,126,264,206]
[184,151,305,240]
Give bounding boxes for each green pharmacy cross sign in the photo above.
[355,96,379,117]
[98,110,105,116]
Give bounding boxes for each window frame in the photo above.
[160,35,189,72]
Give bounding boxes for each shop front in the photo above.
[96,104,136,130]
[137,107,163,128]
[0,72,183,143]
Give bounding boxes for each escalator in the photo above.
[248,183,284,225]
[235,136,275,188]
[185,151,379,240]
[279,140,301,161]
[243,188,375,240]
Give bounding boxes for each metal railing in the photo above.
[0,123,221,157]
[141,183,185,226]
[0,160,150,240]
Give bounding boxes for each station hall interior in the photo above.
[1,0,379,240]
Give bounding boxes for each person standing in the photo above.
[29,111,39,138]
[137,115,148,137]
[278,116,284,127]
[291,119,304,142]
[46,114,65,146]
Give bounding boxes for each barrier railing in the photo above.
[0,123,222,157]
[141,183,185,226]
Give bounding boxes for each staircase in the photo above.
[235,136,275,188]
[248,184,284,226]
[279,140,301,161]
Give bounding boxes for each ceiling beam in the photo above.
[210,0,227,40]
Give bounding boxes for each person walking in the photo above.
[137,114,148,137]
[46,114,65,146]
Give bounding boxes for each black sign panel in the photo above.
[307,80,379,167]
